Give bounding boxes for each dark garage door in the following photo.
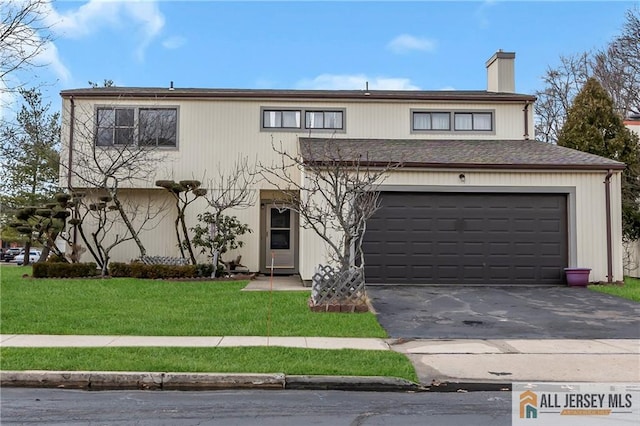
[363,192,568,285]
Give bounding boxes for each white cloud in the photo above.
[43,0,165,61]
[162,36,187,50]
[36,40,71,83]
[296,74,420,90]
[386,34,437,54]
[475,0,498,29]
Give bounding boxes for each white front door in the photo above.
[265,205,296,269]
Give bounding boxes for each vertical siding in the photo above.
[300,169,623,283]
[64,97,532,191]
[64,95,622,283]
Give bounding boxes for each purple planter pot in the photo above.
[564,268,591,287]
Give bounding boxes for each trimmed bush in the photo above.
[33,262,98,278]
[127,263,198,279]
[46,254,68,263]
[195,263,215,278]
[108,262,131,277]
[109,262,220,279]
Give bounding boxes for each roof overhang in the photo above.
[299,138,625,172]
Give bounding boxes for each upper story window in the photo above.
[96,108,135,146]
[413,112,450,131]
[261,107,346,132]
[263,110,301,128]
[454,112,493,131]
[412,110,494,133]
[96,107,178,147]
[305,111,343,130]
[139,108,178,146]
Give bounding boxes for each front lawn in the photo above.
[589,276,640,302]
[0,265,386,337]
[0,347,418,382]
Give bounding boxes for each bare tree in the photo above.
[196,156,256,274]
[534,53,591,144]
[155,179,207,264]
[0,0,53,103]
[66,189,164,276]
[593,7,640,117]
[63,102,174,258]
[259,138,396,274]
[535,7,640,144]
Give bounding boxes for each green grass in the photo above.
[0,347,417,382]
[0,265,386,337]
[589,276,640,302]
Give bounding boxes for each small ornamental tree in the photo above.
[259,139,396,274]
[558,77,640,241]
[191,213,252,275]
[156,180,207,264]
[8,196,72,265]
[197,156,256,276]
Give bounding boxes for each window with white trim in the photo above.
[96,107,177,147]
[263,110,301,128]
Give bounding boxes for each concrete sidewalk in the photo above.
[0,334,387,350]
[1,334,638,390]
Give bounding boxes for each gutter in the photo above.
[67,96,78,247]
[523,101,530,140]
[604,169,614,283]
[60,89,537,103]
[303,160,625,172]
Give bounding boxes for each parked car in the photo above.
[14,249,42,266]
[3,247,23,262]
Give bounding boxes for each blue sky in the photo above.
[5,0,640,116]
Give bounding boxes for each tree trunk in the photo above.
[23,240,32,266]
[179,205,197,264]
[111,192,146,257]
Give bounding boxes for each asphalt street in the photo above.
[0,388,512,426]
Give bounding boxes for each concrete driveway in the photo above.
[366,286,640,339]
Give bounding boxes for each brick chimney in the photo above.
[486,50,515,93]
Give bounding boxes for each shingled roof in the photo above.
[60,87,535,102]
[298,138,625,171]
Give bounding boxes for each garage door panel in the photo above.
[363,192,568,285]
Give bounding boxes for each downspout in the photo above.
[67,96,78,247]
[604,169,613,283]
[523,101,530,140]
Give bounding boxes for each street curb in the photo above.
[0,371,285,391]
[1,371,425,392]
[285,375,425,392]
[0,371,513,392]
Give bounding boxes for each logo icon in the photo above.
[520,390,538,419]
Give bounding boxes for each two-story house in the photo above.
[60,51,625,285]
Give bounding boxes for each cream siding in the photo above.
[62,92,622,285]
[62,97,534,191]
[300,169,624,283]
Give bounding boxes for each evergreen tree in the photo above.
[0,88,60,207]
[558,77,640,241]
